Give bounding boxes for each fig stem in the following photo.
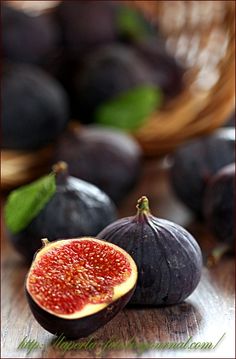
[136,196,150,214]
[52,161,68,174]
[41,238,50,247]
[52,161,68,184]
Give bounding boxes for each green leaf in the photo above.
[95,86,162,131]
[116,6,154,40]
[4,173,56,234]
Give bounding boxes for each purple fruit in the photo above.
[98,196,203,306]
[2,63,69,150]
[54,126,142,204]
[169,128,235,217]
[204,163,235,247]
[2,4,60,66]
[71,44,154,122]
[55,0,117,58]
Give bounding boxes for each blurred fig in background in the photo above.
[134,39,184,100]
[2,63,69,150]
[2,3,60,67]
[204,163,235,248]
[71,44,154,123]
[169,128,235,217]
[54,126,142,203]
[55,0,117,58]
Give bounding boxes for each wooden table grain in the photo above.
[1,160,235,358]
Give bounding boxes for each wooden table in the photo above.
[1,160,235,358]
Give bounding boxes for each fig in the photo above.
[55,0,117,58]
[204,163,235,248]
[98,196,203,306]
[2,63,69,150]
[2,3,60,66]
[134,39,184,99]
[54,126,142,203]
[4,162,117,263]
[71,44,154,122]
[26,237,137,339]
[169,128,235,217]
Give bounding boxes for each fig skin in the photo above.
[9,163,117,263]
[169,128,235,217]
[54,126,142,204]
[134,38,184,100]
[2,63,69,150]
[55,0,117,59]
[71,44,154,122]
[2,4,60,66]
[204,163,235,248]
[98,196,203,306]
[25,237,137,339]
[26,287,135,339]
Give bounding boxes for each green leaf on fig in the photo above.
[116,6,154,40]
[4,173,56,234]
[95,85,162,131]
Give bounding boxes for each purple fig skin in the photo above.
[55,0,117,59]
[9,163,117,263]
[204,163,235,248]
[25,286,135,339]
[169,128,235,218]
[54,126,142,204]
[97,197,203,306]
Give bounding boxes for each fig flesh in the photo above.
[5,162,117,263]
[98,196,203,306]
[26,237,137,339]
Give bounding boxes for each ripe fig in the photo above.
[134,39,184,99]
[4,162,117,263]
[169,128,235,217]
[54,126,142,203]
[98,196,203,306]
[204,163,235,248]
[55,0,117,58]
[2,4,60,66]
[2,63,69,150]
[71,44,154,122]
[26,237,137,339]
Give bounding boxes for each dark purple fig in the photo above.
[4,162,117,263]
[55,0,117,58]
[54,126,142,204]
[98,196,203,306]
[71,44,154,123]
[204,163,235,248]
[2,3,60,66]
[25,237,137,339]
[2,63,69,150]
[169,128,235,217]
[134,38,184,99]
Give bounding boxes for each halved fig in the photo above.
[25,237,137,339]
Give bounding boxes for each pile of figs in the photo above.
[169,127,235,253]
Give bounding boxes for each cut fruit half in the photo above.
[25,237,137,339]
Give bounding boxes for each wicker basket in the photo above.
[2,0,235,189]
